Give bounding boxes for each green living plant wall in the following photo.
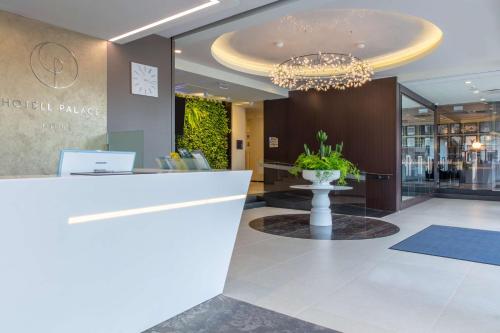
[177,96,230,169]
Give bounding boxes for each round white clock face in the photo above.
[131,62,158,97]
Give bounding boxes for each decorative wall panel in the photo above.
[0,10,107,176]
[264,77,399,211]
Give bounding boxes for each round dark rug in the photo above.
[249,214,400,240]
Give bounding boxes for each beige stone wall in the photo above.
[245,102,264,181]
[0,10,107,176]
[231,105,247,170]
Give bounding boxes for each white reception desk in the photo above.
[0,170,251,333]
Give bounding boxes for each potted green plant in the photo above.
[289,130,360,185]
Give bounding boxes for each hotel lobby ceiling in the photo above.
[211,9,443,77]
[175,69,286,103]
[404,71,500,105]
[0,0,277,43]
[175,0,500,103]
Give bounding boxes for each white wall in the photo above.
[231,105,246,170]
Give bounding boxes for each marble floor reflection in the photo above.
[225,199,500,333]
[249,214,399,240]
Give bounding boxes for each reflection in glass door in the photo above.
[401,95,436,202]
[437,102,499,191]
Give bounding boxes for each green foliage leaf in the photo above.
[176,96,230,169]
[289,130,360,185]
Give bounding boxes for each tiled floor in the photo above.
[145,295,339,333]
[248,214,400,240]
[224,198,500,333]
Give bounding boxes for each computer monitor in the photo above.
[191,150,211,170]
[57,150,136,176]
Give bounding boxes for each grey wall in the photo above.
[107,35,172,168]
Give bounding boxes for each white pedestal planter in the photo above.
[290,184,353,227]
[302,169,340,185]
[311,186,335,226]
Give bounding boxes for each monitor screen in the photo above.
[57,150,136,176]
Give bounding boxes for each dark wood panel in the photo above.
[174,96,186,139]
[264,98,290,163]
[264,77,399,211]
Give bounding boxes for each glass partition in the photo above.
[401,94,435,202]
[262,163,392,218]
[108,130,145,168]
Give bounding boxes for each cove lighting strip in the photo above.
[211,13,443,76]
[68,194,246,224]
[109,0,220,42]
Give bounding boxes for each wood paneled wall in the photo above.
[264,77,400,211]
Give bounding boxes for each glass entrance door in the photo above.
[401,94,436,202]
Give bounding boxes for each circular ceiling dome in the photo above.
[211,9,443,76]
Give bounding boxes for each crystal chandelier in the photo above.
[270,52,373,91]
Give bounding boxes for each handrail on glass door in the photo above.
[493,160,500,191]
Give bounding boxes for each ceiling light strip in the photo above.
[109,0,220,42]
[68,194,246,224]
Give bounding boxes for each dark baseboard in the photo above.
[433,192,500,202]
[401,195,433,209]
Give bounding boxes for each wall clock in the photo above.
[131,62,158,97]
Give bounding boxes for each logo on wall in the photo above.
[30,42,79,89]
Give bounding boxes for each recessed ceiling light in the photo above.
[356,42,366,49]
[174,49,182,54]
[274,41,285,48]
[218,82,229,90]
[473,90,480,94]
[465,80,472,84]
[480,98,486,101]
[109,0,220,42]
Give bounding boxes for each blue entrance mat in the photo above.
[390,225,500,266]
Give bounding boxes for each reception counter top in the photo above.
[0,168,237,179]
[0,170,251,333]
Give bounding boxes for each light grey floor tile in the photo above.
[296,308,396,333]
[308,260,467,332]
[224,199,500,333]
[432,272,500,333]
